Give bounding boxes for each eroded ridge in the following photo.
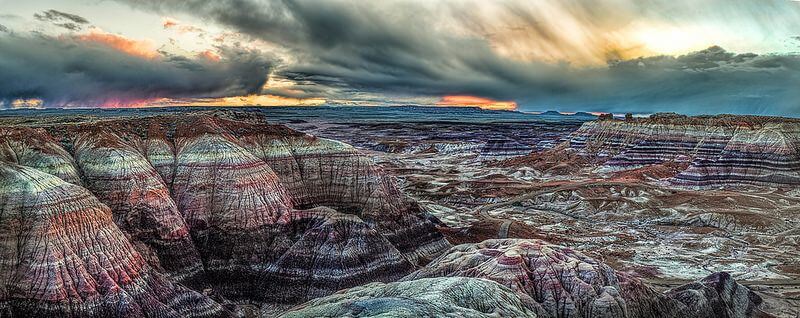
[0,112,451,313]
[0,163,230,317]
[569,114,800,187]
[280,277,542,317]
[405,239,764,318]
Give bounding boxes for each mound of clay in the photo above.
[0,163,229,317]
[279,277,541,317]
[0,111,450,306]
[568,114,800,187]
[405,239,764,318]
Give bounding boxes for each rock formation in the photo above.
[405,239,764,318]
[0,108,780,317]
[0,162,230,317]
[0,111,451,312]
[71,127,204,285]
[0,127,81,184]
[568,113,800,187]
[666,272,767,318]
[674,122,800,187]
[279,277,541,317]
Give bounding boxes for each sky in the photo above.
[1,0,800,116]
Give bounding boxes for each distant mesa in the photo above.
[536,110,599,118]
[568,113,800,187]
[573,111,597,117]
[539,110,564,116]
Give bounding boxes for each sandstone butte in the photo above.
[568,113,800,187]
[0,111,776,317]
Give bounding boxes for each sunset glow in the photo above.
[10,98,44,109]
[198,50,221,62]
[437,96,518,111]
[2,0,800,115]
[77,30,158,59]
[161,95,326,107]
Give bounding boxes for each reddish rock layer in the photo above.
[0,127,81,184]
[71,128,204,284]
[0,112,450,306]
[0,163,229,317]
[673,123,800,187]
[568,114,800,187]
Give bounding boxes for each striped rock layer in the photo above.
[567,114,800,187]
[0,112,450,313]
[404,239,764,318]
[0,163,230,318]
[279,277,541,318]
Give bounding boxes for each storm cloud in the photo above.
[33,9,90,31]
[114,0,800,115]
[0,32,274,107]
[2,0,799,114]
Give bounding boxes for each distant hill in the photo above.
[540,110,563,116]
[573,112,597,118]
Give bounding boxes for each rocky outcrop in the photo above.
[279,277,541,317]
[0,111,450,308]
[567,113,800,187]
[673,123,800,187]
[480,139,533,159]
[404,239,764,318]
[0,162,229,317]
[667,272,765,318]
[234,127,447,265]
[71,128,204,285]
[0,127,81,184]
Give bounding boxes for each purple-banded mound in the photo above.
[283,239,765,318]
[0,112,451,316]
[568,113,800,188]
[0,163,231,318]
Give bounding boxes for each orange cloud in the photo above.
[144,95,326,107]
[162,17,205,34]
[10,98,44,109]
[77,30,158,59]
[99,98,160,108]
[198,50,221,62]
[162,17,179,29]
[436,95,517,111]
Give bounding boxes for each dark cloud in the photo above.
[109,0,800,116]
[0,1,783,115]
[0,24,8,33]
[0,33,274,107]
[33,9,90,31]
[564,49,800,115]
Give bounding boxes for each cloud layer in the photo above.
[2,1,800,115]
[114,0,800,115]
[0,32,273,107]
[33,9,90,31]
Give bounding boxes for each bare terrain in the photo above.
[279,108,800,318]
[0,107,796,317]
